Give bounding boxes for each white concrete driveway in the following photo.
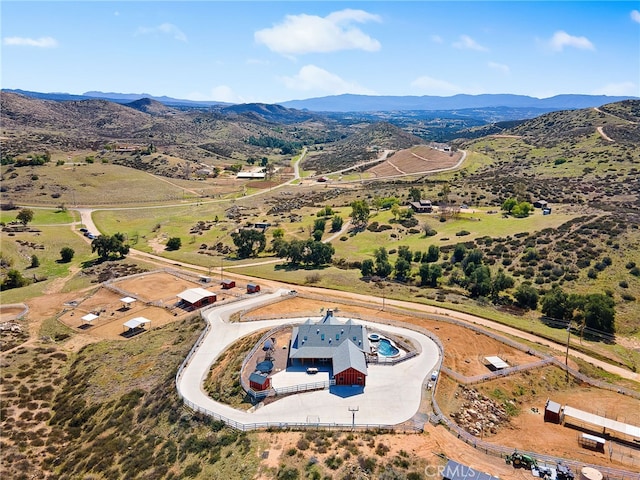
[176,290,440,428]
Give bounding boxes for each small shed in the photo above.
[579,433,606,452]
[81,313,99,326]
[123,317,151,333]
[544,399,562,423]
[483,356,510,371]
[221,279,236,289]
[120,296,136,309]
[177,288,216,308]
[247,283,260,293]
[533,200,548,209]
[249,372,271,391]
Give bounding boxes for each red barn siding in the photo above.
[334,367,366,386]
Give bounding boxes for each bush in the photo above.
[166,237,181,251]
[455,230,470,236]
[619,280,628,288]
[60,247,75,263]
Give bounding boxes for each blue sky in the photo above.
[2,1,639,103]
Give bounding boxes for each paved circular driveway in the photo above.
[176,289,440,428]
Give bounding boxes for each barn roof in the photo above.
[333,340,367,376]
[177,288,216,304]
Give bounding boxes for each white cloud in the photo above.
[548,30,594,52]
[431,34,443,44]
[632,10,640,23]
[452,35,488,52]
[280,64,375,95]
[255,9,381,56]
[136,23,187,42]
[2,36,58,48]
[411,75,462,95]
[592,82,638,96]
[488,61,510,74]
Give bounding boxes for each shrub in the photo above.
[165,237,181,251]
[455,230,470,237]
[60,247,75,263]
[619,280,629,289]
[621,293,636,302]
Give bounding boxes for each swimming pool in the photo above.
[377,338,400,357]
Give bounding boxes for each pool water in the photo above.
[377,338,400,357]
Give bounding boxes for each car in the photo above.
[427,382,434,390]
[87,233,96,239]
[79,228,88,233]
[430,370,439,381]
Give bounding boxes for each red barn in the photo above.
[247,283,260,293]
[333,340,367,386]
[176,288,216,309]
[221,279,236,289]
[249,372,271,391]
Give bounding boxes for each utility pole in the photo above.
[348,406,359,430]
[565,322,572,382]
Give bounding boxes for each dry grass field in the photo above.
[367,145,463,177]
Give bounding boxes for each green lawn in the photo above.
[0,225,94,303]
[0,208,76,226]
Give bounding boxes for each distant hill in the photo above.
[4,89,636,114]
[280,93,638,113]
[302,122,423,174]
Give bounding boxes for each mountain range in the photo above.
[3,89,636,113]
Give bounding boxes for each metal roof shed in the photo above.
[81,313,99,324]
[123,317,151,331]
[484,356,510,370]
[544,399,562,423]
[120,296,136,309]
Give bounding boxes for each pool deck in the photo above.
[176,289,440,427]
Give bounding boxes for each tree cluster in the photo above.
[275,239,335,267]
[91,233,130,260]
[541,287,615,334]
[231,229,266,259]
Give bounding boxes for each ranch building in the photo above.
[409,199,433,213]
[176,288,217,309]
[288,310,369,387]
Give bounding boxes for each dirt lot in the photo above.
[113,271,203,304]
[367,145,462,177]
[0,305,27,321]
